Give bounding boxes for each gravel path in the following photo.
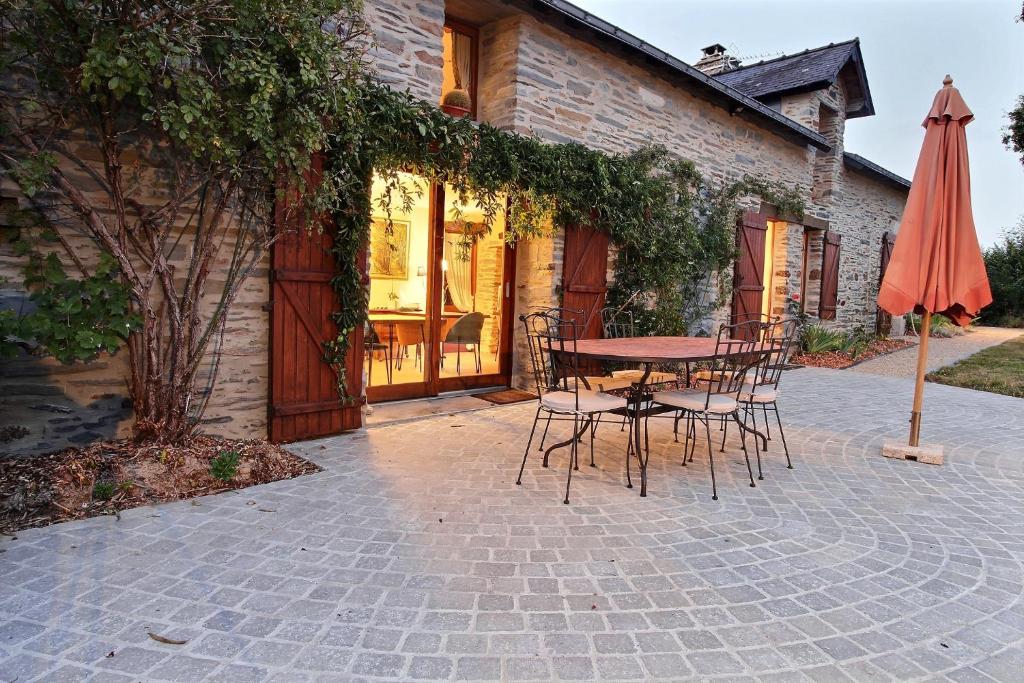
[850,326,1022,377]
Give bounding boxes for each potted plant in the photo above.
[441,88,472,118]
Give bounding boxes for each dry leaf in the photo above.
[148,632,188,645]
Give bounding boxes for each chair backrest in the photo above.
[520,308,584,408]
[749,318,798,390]
[365,322,383,347]
[394,321,424,346]
[445,312,485,344]
[699,321,761,410]
[601,307,635,339]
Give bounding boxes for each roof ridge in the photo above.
[724,37,860,73]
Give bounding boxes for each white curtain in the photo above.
[444,235,473,312]
[453,32,473,92]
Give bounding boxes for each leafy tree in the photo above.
[1,0,369,442]
[1005,94,1024,165]
[981,219,1024,327]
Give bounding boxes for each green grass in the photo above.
[927,334,1024,398]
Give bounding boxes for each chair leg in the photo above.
[688,414,697,464]
[743,404,763,481]
[762,403,772,442]
[680,411,690,467]
[589,416,596,468]
[703,415,718,501]
[772,402,793,469]
[539,413,553,453]
[564,415,578,504]
[625,416,634,489]
[719,414,729,452]
[517,406,543,485]
[732,411,757,487]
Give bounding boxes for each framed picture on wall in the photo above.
[369,218,410,279]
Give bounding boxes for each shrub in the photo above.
[210,450,241,482]
[800,324,846,354]
[92,481,115,501]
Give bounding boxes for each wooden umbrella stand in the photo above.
[882,309,944,465]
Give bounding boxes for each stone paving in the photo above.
[850,326,1022,378]
[2,368,1024,681]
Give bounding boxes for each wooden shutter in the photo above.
[875,231,896,334]
[269,159,364,443]
[730,211,769,339]
[819,231,842,321]
[561,223,609,339]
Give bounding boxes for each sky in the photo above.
[573,0,1024,247]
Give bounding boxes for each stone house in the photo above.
[0,0,909,451]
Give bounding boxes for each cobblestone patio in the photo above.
[2,368,1024,681]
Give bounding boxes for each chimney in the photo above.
[694,43,740,76]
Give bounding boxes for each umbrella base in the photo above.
[882,440,944,465]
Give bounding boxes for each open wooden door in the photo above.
[876,231,896,335]
[730,211,769,338]
[269,172,364,443]
[561,224,610,340]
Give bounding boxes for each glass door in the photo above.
[435,183,515,392]
[365,175,515,403]
[366,172,435,402]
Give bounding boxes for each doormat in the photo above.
[473,389,536,405]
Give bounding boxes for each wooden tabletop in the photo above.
[572,336,721,363]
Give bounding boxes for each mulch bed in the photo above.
[792,337,915,369]
[0,436,319,535]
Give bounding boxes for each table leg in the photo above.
[633,363,653,497]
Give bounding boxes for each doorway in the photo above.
[365,173,516,403]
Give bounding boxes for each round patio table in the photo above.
[564,336,765,498]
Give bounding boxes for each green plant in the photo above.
[210,450,241,482]
[980,220,1024,326]
[442,89,472,110]
[1,0,369,443]
[92,481,115,501]
[800,324,846,354]
[839,328,872,360]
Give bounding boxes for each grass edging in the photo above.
[926,334,1024,398]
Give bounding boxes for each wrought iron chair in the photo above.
[731,318,799,478]
[651,322,761,500]
[591,307,676,391]
[516,308,631,504]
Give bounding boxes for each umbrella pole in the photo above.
[909,310,932,447]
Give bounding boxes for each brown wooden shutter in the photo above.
[730,211,769,339]
[875,231,896,334]
[269,158,365,443]
[561,223,609,339]
[819,231,842,321]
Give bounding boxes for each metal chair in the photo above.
[731,318,799,478]
[651,322,761,500]
[595,307,676,391]
[516,308,631,504]
[441,312,485,374]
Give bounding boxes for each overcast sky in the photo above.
[573,0,1024,247]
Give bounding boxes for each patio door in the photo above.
[731,211,770,339]
[365,174,516,402]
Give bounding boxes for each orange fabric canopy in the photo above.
[877,77,991,326]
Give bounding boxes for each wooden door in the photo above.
[561,223,610,340]
[819,231,842,321]
[269,185,364,442]
[876,231,896,335]
[730,211,769,338]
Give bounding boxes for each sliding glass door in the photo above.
[365,175,515,402]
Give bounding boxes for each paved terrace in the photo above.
[2,368,1024,682]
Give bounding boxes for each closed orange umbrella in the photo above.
[878,75,992,447]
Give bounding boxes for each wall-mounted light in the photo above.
[441,259,449,272]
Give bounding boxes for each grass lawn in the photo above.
[927,334,1024,398]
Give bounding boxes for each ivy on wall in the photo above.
[315,80,804,400]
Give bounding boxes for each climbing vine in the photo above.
[315,79,804,400]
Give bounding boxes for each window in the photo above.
[441,20,479,118]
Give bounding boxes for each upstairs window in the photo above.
[441,20,478,118]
